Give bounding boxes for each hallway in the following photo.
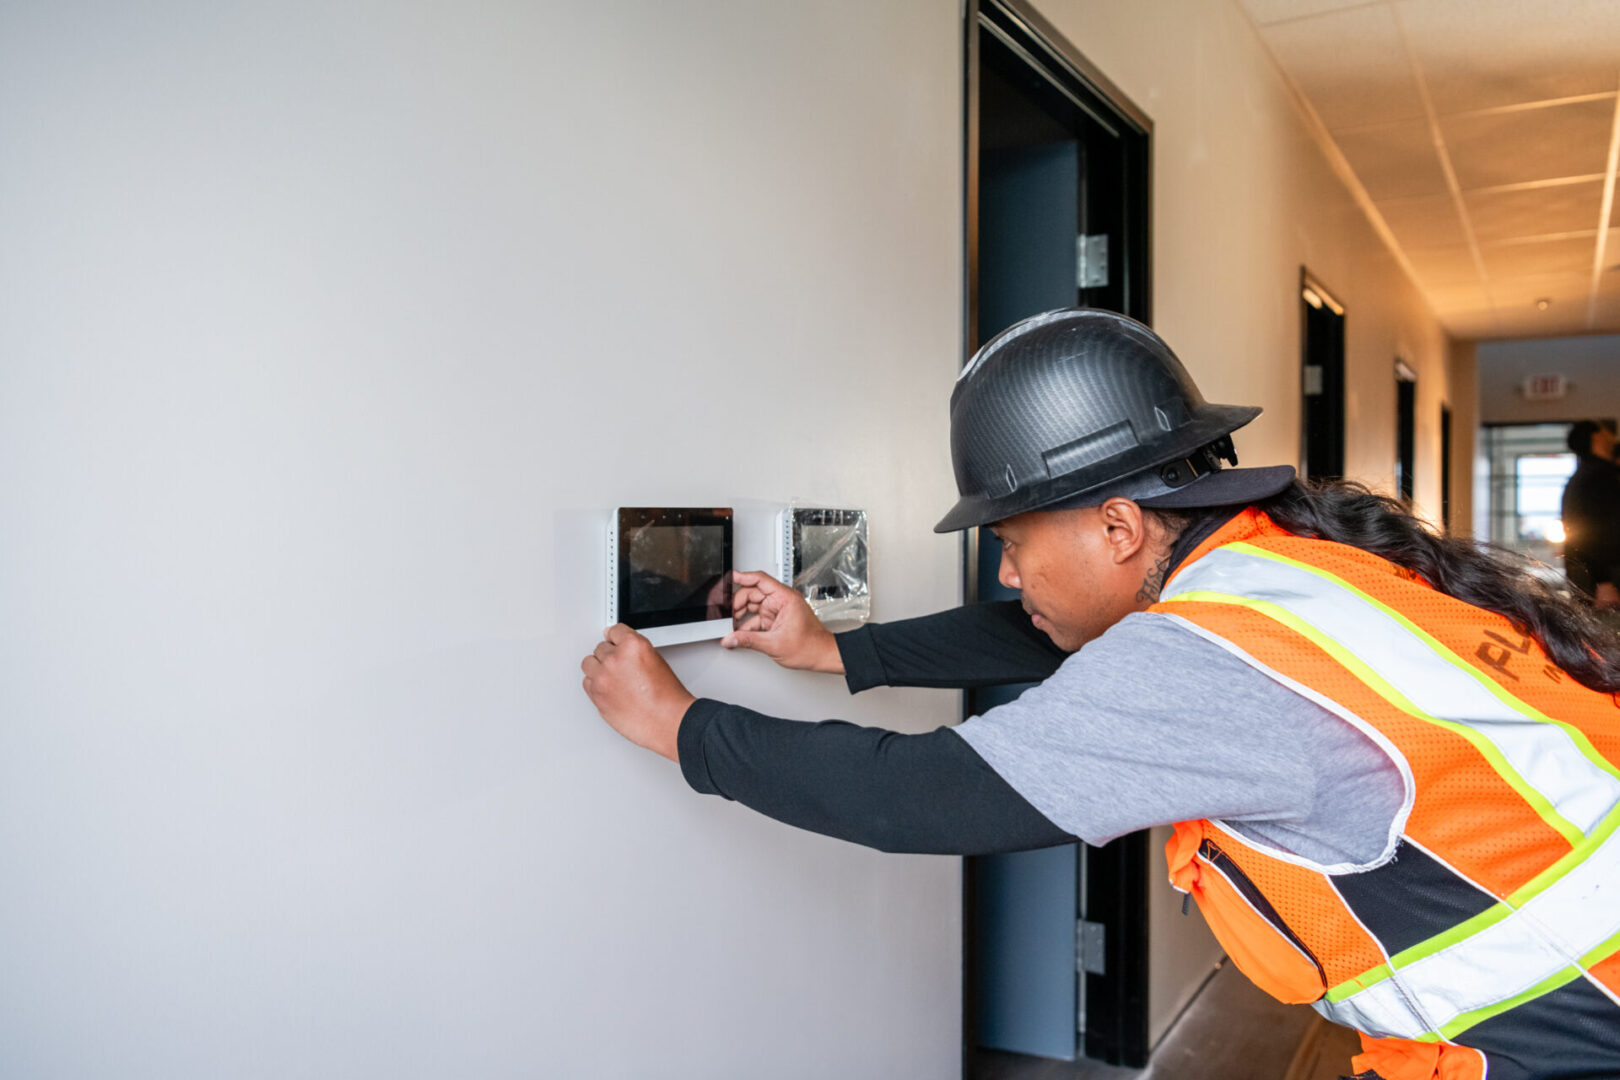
[4,1,1619,1076]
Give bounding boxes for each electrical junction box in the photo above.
[776,507,870,624]
[607,507,734,647]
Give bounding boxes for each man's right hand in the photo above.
[722,570,844,674]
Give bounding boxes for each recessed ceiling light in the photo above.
[1536,298,1552,311]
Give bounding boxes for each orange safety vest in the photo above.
[1149,508,1620,1080]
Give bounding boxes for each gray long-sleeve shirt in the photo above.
[953,611,1403,867]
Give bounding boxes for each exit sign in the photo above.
[1522,374,1568,401]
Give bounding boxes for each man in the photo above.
[1560,419,1620,611]
[581,309,1620,1080]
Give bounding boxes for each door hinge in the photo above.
[1304,364,1325,396]
[1076,919,1106,975]
[1077,234,1110,289]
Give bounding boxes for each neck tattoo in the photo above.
[1136,549,1173,604]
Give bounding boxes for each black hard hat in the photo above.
[935,308,1290,533]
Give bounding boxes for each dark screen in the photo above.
[617,509,732,629]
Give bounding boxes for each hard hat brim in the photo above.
[934,402,1277,532]
[933,463,1295,532]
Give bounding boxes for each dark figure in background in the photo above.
[1560,419,1620,611]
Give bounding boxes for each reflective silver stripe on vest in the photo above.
[1314,820,1620,1039]
[1162,545,1620,837]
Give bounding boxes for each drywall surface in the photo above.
[1478,335,1620,425]
[0,3,965,1077]
[1030,0,1455,1046]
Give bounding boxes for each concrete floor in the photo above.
[969,962,1363,1080]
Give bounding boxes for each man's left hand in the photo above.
[580,624,696,763]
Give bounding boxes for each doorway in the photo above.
[1395,360,1417,503]
[1441,404,1453,530]
[963,0,1152,1070]
[1300,273,1346,481]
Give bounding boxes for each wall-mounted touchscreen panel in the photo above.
[607,507,734,647]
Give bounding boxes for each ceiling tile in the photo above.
[1422,282,1495,329]
[1442,98,1616,189]
[1486,273,1592,337]
[1483,273,1595,336]
[1444,310,1505,340]
[1262,5,1426,129]
[1480,237,1597,279]
[1376,194,1469,250]
[1603,227,1620,274]
[1238,0,1376,27]
[1334,120,1450,199]
[1424,282,1492,310]
[1464,179,1606,244]
[1397,0,1620,114]
[1489,305,1599,339]
[1403,245,1483,287]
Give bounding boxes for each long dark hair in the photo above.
[1254,479,1620,694]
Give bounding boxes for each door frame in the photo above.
[1396,358,1418,503]
[1441,402,1453,531]
[962,0,1153,1068]
[1300,269,1347,481]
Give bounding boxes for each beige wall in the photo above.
[1028,0,1456,1045]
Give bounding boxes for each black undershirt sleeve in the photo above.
[835,601,1069,692]
[678,698,1077,855]
[674,508,1241,853]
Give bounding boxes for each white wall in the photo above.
[1028,0,1456,1044]
[0,3,967,1077]
[1477,334,1620,425]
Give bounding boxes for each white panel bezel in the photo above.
[606,507,734,648]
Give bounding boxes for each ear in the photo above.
[1097,497,1150,564]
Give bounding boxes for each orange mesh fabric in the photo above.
[1353,1034,1486,1080]
[1589,944,1620,1000]
[1165,599,1571,897]
[1203,822,1386,990]
[1166,821,1382,1001]
[1172,504,1265,570]
[1196,853,1323,1001]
